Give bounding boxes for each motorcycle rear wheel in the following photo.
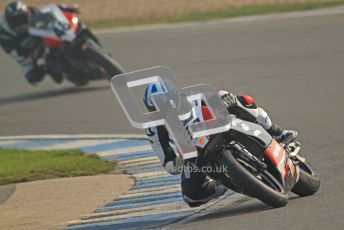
[219,149,289,208]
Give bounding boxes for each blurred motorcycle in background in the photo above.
[25,4,125,86]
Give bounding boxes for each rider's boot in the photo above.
[184,181,228,208]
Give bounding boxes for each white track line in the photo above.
[126,184,181,195]
[0,134,147,141]
[121,159,160,168]
[69,207,191,226]
[119,187,181,200]
[97,144,152,157]
[119,156,158,165]
[30,139,119,150]
[79,202,189,220]
[0,140,22,146]
[133,171,170,179]
[96,6,344,35]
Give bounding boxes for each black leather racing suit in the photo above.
[0,7,49,84]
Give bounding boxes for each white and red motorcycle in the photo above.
[187,105,320,207]
[26,4,124,86]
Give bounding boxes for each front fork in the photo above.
[285,141,305,163]
[75,22,101,49]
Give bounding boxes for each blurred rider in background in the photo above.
[144,81,298,207]
[0,1,62,85]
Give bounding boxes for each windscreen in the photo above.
[28,4,74,41]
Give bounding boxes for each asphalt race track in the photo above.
[1,7,344,230]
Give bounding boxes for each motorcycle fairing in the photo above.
[265,138,298,190]
[29,4,78,48]
[229,119,272,157]
[229,119,298,189]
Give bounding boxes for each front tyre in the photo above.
[292,160,320,196]
[83,40,125,80]
[219,149,289,208]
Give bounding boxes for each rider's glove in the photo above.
[221,92,237,109]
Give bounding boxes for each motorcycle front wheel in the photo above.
[219,149,289,208]
[83,39,125,81]
[292,159,320,196]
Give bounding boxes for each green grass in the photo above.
[86,1,344,29]
[0,148,117,185]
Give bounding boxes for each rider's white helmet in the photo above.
[143,81,168,110]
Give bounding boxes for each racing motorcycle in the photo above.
[188,105,320,208]
[26,4,124,86]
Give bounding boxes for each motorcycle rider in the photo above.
[144,81,298,207]
[0,1,62,85]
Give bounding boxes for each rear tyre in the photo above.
[83,40,125,81]
[219,149,289,208]
[292,160,320,196]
